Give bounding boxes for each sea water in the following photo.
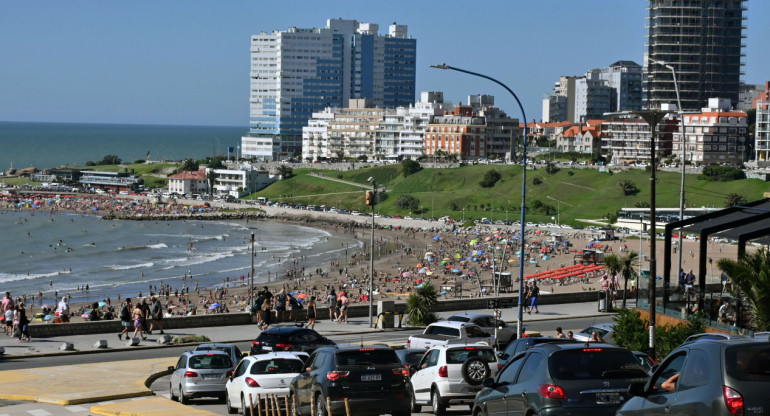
[0,210,360,306]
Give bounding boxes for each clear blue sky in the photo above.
[2,1,768,127]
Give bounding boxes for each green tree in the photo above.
[634,201,651,208]
[401,159,422,177]
[405,282,439,325]
[724,193,747,208]
[395,194,420,211]
[603,254,621,284]
[480,169,502,188]
[277,165,295,180]
[207,157,225,169]
[99,155,122,165]
[618,251,639,308]
[180,158,199,172]
[545,162,560,174]
[206,169,216,198]
[717,247,770,331]
[617,180,639,196]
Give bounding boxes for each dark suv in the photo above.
[250,326,335,355]
[474,342,648,416]
[289,345,411,416]
[617,338,770,416]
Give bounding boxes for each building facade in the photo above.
[242,19,416,161]
[168,169,208,195]
[644,0,747,111]
[754,83,770,167]
[674,98,747,166]
[207,166,276,197]
[600,117,677,164]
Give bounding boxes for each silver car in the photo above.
[169,350,234,404]
[446,312,517,348]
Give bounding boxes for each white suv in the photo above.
[410,344,499,415]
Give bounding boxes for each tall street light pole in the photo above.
[250,231,255,314]
[430,64,529,339]
[651,60,686,296]
[367,177,376,328]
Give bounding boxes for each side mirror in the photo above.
[482,377,496,388]
[627,382,647,397]
[497,353,509,360]
[167,366,175,372]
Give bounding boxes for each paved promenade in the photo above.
[0,301,616,416]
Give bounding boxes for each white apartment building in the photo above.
[673,98,747,166]
[207,165,277,198]
[168,169,208,195]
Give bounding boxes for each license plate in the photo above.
[596,393,620,404]
[262,346,273,351]
[204,374,221,380]
[361,373,382,381]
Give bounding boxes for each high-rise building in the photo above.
[644,0,747,111]
[752,83,770,167]
[241,19,416,161]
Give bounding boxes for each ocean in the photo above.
[0,121,246,171]
[0,210,361,306]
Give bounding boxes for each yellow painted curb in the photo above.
[90,397,220,416]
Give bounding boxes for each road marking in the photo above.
[27,410,53,416]
[65,405,88,412]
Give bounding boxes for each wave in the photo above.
[147,243,168,249]
[0,271,62,284]
[107,262,154,271]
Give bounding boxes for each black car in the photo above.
[250,326,335,355]
[474,342,648,416]
[618,338,770,416]
[289,345,411,416]
[496,337,577,365]
[395,348,428,377]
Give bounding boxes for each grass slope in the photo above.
[250,165,769,225]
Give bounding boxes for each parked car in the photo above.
[473,342,648,416]
[572,323,615,343]
[407,321,496,350]
[395,348,428,377]
[250,326,335,355]
[496,337,577,365]
[225,351,305,414]
[289,345,411,416]
[169,350,235,404]
[618,338,770,416]
[195,343,245,366]
[446,312,517,348]
[632,350,656,373]
[410,343,499,414]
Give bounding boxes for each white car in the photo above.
[225,352,305,414]
[572,323,615,343]
[410,344,499,414]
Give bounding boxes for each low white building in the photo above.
[208,164,277,197]
[168,169,208,195]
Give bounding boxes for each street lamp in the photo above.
[431,63,529,339]
[250,231,255,314]
[367,177,376,328]
[650,59,686,294]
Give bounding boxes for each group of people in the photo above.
[117,296,165,341]
[3,292,31,342]
[252,287,305,330]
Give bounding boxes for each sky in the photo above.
[2,1,768,127]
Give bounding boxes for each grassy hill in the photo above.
[248,164,770,225]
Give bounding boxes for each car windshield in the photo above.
[726,345,770,381]
[580,326,610,336]
[189,354,232,369]
[447,316,471,322]
[446,348,496,364]
[402,351,427,366]
[251,359,304,374]
[337,350,400,366]
[549,349,646,380]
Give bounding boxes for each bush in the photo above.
[406,282,439,325]
[532,177,542,185]
[480,169,502,188]
[698,165,746,182]
[395,194,420,211]
[401,159,422,177]
[612,307,707,361]
[133,159,146,164]
[545,162,560,174]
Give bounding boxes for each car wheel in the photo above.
[462,356,491,386]
[315,394,327,416]
[178,385,188,405]
[431,388,446,415]
[410,388,421,413]
[169,382,177,401]
[226,392,237,414]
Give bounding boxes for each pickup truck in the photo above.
[407,321,496,350]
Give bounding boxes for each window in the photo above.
[498,354,526,384]
[650,352,686,393]
[420,349,440,368]
[516,352,544,383]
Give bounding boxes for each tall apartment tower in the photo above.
[241,19,416,161]
[644,0,747,111]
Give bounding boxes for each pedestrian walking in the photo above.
[528,282,540,314]
[132,301,147,340]
[149,296,164,334]
[555,326,566,338]
[305,296,317,330]
[327,290,338,322]
[118,298,133,340]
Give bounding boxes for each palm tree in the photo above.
[724,193,747,208]
[604,254,621,282]
[717,247,770,331]
[618,251,639,308]
[406,282,439,325]
[276,165,294,180]
[206,169,216,198]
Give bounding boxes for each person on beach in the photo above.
[149,296,164,334]
[56,296,70,323]
[555,326,566,338]
[337,291,349,323]
[118,298,133,340]
[274,289,287,321]
[327,290,338,322]
[140,298,151,333]
[15,304,30,342]
[528,282,540,314]
[132,301,147,340]
[287,293,301,321]
[305,296,317,329]
[3,292,15,336]
[88,302,101,321]
[260,296,272,331]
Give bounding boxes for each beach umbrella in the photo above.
[392,278,399,282]
[418,268,427,274]
[414,284,422,289]
[541,248,548,253]
[290,292,297,295]
[82,312,91,319]
[439,249,445,252]
[434,236,440,241]
[426,271,433,276]
[98,301,107,307]
[297,293,308,300]
[542,255,550,260]
[485,237,491,242]
[44,315,52,321]
[338,291,346,297]
[415,279,423,284]
[452,268,461,273]
[440,291,448,295]
[209,303,220,310]
[401,272,411,278]
[454,253,461,259]
[416,263,423,268]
